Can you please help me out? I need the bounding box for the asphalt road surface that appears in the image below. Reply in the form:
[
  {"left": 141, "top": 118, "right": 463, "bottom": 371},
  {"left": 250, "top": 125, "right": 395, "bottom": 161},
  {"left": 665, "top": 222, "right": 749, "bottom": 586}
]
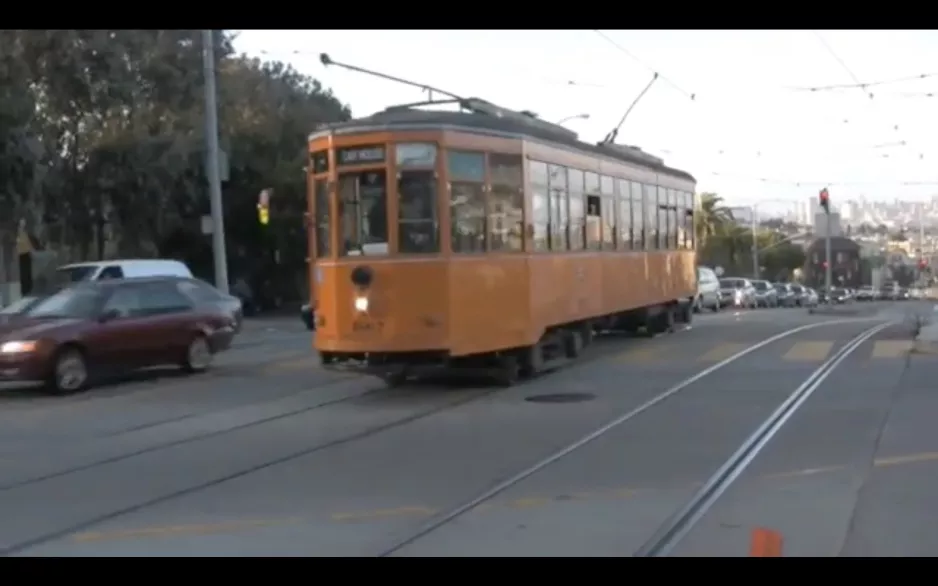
[{"left": 1, "top": 302, "right": 937, "bottom": 556}]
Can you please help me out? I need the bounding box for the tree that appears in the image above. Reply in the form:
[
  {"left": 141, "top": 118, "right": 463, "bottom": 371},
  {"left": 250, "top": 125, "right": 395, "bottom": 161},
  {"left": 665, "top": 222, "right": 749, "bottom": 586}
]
[
  {"left": 695, "top": 192, "right": 734, "bottom": 248},
  {"left": 0, "top": 29, "right": 350, "bottom": 305}
]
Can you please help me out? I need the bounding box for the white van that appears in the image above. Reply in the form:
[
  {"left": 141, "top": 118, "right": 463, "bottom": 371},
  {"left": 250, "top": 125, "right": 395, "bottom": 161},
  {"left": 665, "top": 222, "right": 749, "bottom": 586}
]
[{"left": 56, "top": 259, "right": 193, "bottom": 283}]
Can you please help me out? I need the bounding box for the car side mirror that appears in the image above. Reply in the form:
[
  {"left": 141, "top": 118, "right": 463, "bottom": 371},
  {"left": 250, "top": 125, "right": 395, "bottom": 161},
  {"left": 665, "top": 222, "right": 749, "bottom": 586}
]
[{"left": 98, "top": 308, "right": 120, "bottom": 323}]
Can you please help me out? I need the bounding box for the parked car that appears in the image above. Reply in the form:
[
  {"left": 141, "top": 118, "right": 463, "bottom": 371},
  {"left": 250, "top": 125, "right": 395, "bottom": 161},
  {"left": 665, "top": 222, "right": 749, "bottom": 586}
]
[
  {"left": 695, "top": 266, "right": 722, "bottom": 313},
  {"left": 829, "top": 287, "right": 851, "bottom": 304},
  {"left": 751, "top": 280, "right": 778, "bottom": 308},
  {"left": 804, "top": 288, "right": 819, "bottom": 307},
  {"left": 719, "top": 277, "right": 757, "bottom": 309},
  {"left": 898, "top": 287, "right": 911, "bottom": 300},
  {"left": 788, "top": 284, "right": 808, "bottom": 307},
  {"left": 56, "top": 259, "right": 193, "bottom": 284},
  {"left": 773, "top": 283, "right": 797, "bottom": 307},
  {"left": 855, "top": 286, "right": 877, "bottom": 301},
  {"left": 0, "top": 277, "right": 238, "bottom": 394}
]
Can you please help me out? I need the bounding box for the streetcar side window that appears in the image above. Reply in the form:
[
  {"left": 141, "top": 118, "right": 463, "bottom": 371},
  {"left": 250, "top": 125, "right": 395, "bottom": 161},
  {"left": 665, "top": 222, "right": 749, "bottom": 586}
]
[
  {"left": 488, "top": 153, "right": 524, "bottom": 252},
  {"left": 600, "top": 175, "right": 615, "bottom": 250},
  {"left": 585, "top": 172, "right": 601, "bottom": 250},
  {"left": 617, "top": 179, "right": 631, "bottom": 251},
  {"left": 668, "top": 189, "right": 680, "bottom": 250},
  {"left": 548, "top": 165, "right": 568, "bottom": 251},
  {"left": 656, "top": 186, "right": 668, "bottom": 250},
  {"left": 397, "top": 143, "right": 439, "bottom": 254},
  {"left": 314, "top": 179, "right": 330, "bottom": 258},
  {"left": 448, "top": 150, "right": 487, "bottom": 253},
  {"left": 643, "top": 183, "right": 657, "bottom": 250},
  {"left": 529, "top": 161, "right": 550, "bottom": 252},
  {"left": 567, "top": 168, "right": 585, "bottom": 251},
  {"left": 338, "top": 170, "right": 388, "bottom": 256},
  {"left": 684, "top": 191, "right": 696, "bottom": 250},
  {"left": 630, "top": 181, "right": 645, "bottom": 250}
]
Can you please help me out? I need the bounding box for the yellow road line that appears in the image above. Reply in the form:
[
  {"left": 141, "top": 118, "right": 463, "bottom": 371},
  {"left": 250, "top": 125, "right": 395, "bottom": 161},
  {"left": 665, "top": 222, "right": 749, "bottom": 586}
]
[
  {"left": 616, "top": 344, "right": 670, "bottom": 363},
  {"left": 262, "top": 356, "right": 319, "bottom": 374},
  {"left": 698, "top": 343, "right": 748, "bottom": 363},
  {"left": 69, "top": 451, "right": 938, "bottom": 545},
  {"left": 783, "top": 341, "right": 834, "bottom": 362},
  {"left": 72, "top": 517, "right": 302, "bottom": 543},
  {"left": 870, "top": 340, "right": 913, "bottom": 359}
]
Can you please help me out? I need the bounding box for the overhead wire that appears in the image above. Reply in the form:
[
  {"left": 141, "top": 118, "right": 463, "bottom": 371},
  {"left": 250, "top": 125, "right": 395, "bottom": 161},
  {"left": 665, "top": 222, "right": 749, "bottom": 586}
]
[
  {"left": 591, "top": 30, "right": 696, "bottom": 101},
  {"left": 787, "top": 71, "right": 938, "bottom": 93},
  {"left": 251, "top": 36, "right": 937, "bottom": 193}
]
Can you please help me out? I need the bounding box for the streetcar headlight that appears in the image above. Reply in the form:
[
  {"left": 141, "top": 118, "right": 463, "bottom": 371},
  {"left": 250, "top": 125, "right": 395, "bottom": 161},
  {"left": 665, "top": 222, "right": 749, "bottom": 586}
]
[{"left": 354, "top": 296, "right": 369, "bottom": 312}]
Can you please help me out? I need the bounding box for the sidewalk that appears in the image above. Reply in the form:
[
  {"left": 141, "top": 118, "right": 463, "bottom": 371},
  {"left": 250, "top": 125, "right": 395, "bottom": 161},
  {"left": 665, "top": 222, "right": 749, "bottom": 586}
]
[{"left": 839, "top": 351, "right": 938, "bottom": 556}]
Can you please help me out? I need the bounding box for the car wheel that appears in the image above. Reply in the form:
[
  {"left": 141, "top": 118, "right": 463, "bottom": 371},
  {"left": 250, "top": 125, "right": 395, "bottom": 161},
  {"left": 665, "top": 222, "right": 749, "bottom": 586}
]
[
  {"left": 182, "top": 335, "right": 213, "bottom": 373},
  {"left": 47, "top": 346, "right": 89, "bottom": 395}
]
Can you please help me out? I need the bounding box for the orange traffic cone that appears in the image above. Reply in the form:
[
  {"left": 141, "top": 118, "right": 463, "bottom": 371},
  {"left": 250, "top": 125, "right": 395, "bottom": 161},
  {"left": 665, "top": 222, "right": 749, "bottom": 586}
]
[{"left": 749, "top": 527, "right": 783, "bottom": 557}]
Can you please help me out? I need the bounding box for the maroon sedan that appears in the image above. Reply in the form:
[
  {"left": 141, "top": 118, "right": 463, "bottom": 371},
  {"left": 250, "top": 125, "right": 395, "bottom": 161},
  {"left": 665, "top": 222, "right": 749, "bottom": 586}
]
[{"left": 0, "top": 277, "right": 238, "bottom": 394}]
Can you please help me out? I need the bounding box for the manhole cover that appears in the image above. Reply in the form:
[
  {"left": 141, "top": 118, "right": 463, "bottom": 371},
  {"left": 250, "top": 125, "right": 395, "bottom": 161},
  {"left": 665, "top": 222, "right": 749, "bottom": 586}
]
[{"left": 525, "top": 392, "right": 595, "bottom": 404}]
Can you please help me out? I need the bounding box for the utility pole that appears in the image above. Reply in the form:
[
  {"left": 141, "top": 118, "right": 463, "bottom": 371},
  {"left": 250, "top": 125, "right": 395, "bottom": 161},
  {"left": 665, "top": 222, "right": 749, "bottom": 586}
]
[
  {"left": 202, "top": 29, "right": 229, "bottom": 294},
  {"left": 751, "top": 206, "right": 759, "bottom": 279}
]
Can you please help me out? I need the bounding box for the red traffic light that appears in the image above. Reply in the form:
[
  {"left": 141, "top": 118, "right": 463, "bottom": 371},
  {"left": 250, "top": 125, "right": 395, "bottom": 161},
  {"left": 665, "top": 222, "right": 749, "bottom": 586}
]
[
  {"left": 821, "top": 260, "right": 829, "bottom": 269},
  {"left": 919, "top": 258, "right": 928, "bottom": 269}
]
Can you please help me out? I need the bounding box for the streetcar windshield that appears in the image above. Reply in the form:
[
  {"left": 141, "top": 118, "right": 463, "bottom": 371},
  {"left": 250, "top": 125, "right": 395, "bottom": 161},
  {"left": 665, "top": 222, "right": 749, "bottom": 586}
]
[{"left": 338, "top": 170, "right": 389, "bottom": 256}]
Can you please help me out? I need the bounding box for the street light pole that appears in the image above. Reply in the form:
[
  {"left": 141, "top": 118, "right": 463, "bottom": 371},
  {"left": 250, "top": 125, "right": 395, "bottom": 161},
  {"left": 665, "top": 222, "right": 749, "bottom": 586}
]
[
  {"left": 824, "top": 209, "right": 832, "bottom": 303},
  {"left": 751, "top": 206, "right": 759, "bottom": 279},
  {"left": 202, "top": 29, "right": 229, "bottom": 294}
]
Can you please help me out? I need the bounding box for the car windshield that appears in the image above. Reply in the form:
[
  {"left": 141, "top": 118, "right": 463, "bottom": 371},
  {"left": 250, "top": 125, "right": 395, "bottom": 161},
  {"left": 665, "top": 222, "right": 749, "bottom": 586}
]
[
  {"left": 719, "top": 279, "right": 739, "bottom": 288},
  {"left": 25, "top": 287, "right": 101, "bottom": 319},
  {"left": 752, "top": 281, "right": 768, "bottom": 291},
  {"left": 0, "top": 296, "right": 41, "bottom": 315},
  {"left": 774, "top": 284, "right": 787, "bottom": 291},
  {"left": 55, "top": 265, "right": 98, "bottom": 284}
]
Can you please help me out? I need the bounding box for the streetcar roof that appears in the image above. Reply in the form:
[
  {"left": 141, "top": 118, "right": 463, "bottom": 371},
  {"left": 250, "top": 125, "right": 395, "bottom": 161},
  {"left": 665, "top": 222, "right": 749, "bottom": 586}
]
[{"left": 310, "top": 106, "right": 695, "bottom": 183}]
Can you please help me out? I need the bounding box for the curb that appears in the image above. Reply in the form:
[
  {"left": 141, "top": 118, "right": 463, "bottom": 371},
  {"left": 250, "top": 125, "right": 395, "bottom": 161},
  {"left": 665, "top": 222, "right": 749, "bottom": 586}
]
[{"left": 912, "top": 340, "right": 938, "bottom": 355}]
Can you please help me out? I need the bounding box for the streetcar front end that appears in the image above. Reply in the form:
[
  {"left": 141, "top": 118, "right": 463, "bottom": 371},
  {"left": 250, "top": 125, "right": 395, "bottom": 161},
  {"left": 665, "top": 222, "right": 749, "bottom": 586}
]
[{"left": 309, "top": 131, "right": 459, "bottom": 380}]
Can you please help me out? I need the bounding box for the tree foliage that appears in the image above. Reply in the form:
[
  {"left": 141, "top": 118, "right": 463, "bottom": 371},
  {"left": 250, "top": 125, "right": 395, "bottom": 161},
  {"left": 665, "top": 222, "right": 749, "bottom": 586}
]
[
  {"left": 695, "top": 192, "right": 806, "bottom": 281},
  {"left": 0, "top": 30, "right": 350, "bottom": 302}
]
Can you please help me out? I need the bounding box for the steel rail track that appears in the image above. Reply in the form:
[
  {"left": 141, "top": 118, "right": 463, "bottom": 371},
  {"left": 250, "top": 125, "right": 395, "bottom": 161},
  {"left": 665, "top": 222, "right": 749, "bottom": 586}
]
[{"left": 373, "top": 317, "right": 886, "bottom": 557}]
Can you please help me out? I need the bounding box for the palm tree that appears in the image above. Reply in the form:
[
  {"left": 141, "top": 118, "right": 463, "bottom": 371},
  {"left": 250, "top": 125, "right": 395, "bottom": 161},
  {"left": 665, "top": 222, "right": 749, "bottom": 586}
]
[{"left": 695, "top": 192, "right": 734, "bottom": 248}]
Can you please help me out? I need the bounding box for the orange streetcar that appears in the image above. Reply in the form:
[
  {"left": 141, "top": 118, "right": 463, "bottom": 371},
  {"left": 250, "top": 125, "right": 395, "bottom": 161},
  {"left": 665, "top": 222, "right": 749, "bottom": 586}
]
[{"left": 308, "top": 58, "right": 697, "bottom": 386}]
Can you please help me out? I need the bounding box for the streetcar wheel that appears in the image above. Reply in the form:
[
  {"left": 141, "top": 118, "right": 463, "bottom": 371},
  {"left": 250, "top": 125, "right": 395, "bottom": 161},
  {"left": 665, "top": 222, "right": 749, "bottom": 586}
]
[
  {"left": 564, "top": 329, "right": 585, "bottom": 358},
  {"left": 381, "top": 371, "right": 408, "bottom": 388},
  {"left": 494, "top": 355, "right": 521, "bottom": 387},
  {"left": 680, "top": 302, "right": 693, "bottom": 324},
  {"left": 520, "top": 341, "right": 544, "bottom": 378}
]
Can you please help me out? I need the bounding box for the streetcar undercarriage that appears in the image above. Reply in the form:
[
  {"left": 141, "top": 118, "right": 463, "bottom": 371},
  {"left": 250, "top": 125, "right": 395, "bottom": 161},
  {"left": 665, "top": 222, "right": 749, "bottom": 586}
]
[{"left": 320, "top": 298, "right": 695, "bottom": 387}]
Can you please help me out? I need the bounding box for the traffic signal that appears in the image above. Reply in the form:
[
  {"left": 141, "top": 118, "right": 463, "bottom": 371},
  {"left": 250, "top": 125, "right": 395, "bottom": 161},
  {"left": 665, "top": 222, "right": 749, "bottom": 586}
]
[
  {"left": 819, "top": 188, "right": 830, "bottom": 213},
  {"left": 257, "top": 188, "right": 271, "bottom": 225},
  {"left": 822, "top": 260, "right": 829, "bottom": 270},
  {"left": 919, "top": 258, "right": 928, "bottom": 270}
]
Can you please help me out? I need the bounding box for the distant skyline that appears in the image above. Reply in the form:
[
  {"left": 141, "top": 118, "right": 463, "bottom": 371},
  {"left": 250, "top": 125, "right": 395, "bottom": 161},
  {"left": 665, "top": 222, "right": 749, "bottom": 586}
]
[{"left": 233, "top": 30, "right": 938, "bottom": 206}]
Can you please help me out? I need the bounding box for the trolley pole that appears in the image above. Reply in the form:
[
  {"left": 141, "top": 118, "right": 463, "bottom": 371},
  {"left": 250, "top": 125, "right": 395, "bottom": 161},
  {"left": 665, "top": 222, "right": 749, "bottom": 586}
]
[{"left": 202, "top": 29, "right": 230, "bottom": 294}]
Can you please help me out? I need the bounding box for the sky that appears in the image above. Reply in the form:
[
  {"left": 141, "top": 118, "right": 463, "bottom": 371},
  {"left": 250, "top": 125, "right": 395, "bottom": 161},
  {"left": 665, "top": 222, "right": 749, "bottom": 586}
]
[{"left": 233, "top": 30, "right": 938, "bottom": 215}]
